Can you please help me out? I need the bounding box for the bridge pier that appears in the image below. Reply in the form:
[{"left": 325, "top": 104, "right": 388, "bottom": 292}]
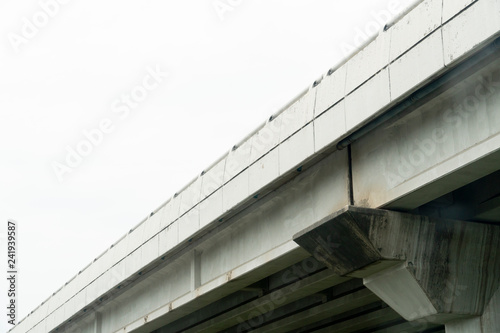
[{"left": 294, "top": 206, "right": 500, "bottom": 332}]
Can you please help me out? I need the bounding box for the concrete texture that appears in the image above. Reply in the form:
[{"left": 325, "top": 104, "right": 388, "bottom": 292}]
[
  {"left": 293, "top": 206, "right": 500, "bottom": 325},
  {"left": 12, "top": 0, "right": 500, "bottom": 332},
  {"left": 443, "top": 0, "right": 500, "bottom": 66},
  {"left": 352, "top": 56, "right": 500, "bottom": 209},
  {"left": 389, "top": 29, "right": 445, "bottom": 101},
  {"left": 313, "top": 100, "right": 346, "bottom": 153},
  {"left": 345, "top": 68, "right": 391, "bottom": 132},
  {"left": 314, "top": 64, "right": 346, "bottom": 117},
  {"left": 389, "top": 0, "right": 442, "bottom": 62}
]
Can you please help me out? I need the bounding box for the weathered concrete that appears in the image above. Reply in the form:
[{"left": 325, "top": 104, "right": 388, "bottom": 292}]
[
  {"left": 11, "top": 0, "right": 500, "bottom": 332},
  {"left": 352, "top": 54, "right": 500, "bottom": 209},
  {"left": 294, "top": 206, "right": 500, "bottom": 325}
]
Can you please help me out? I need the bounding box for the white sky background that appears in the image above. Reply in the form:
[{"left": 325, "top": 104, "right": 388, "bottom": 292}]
[{"left": 0, "top": 0, "right": 413, "bottom": 330}]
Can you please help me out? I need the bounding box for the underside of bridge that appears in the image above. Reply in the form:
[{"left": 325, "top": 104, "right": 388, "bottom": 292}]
[
  {"left": 13, "top": 1, "right": 500, "bottom": 333},
  {"left": 149, "top": 168, "right": 500, "bottom": 333},
  {"left": 153, "top": 258, "right": 443, "bottom": 333}
]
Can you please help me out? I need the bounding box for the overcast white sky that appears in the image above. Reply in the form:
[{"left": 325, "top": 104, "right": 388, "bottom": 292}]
[{"left": 0, "top": 0, "right": 413, "bottom": 330}]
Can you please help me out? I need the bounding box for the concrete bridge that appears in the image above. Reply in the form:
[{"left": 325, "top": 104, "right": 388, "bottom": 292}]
[{"left": 13, "top": 0, "right": 500, "bottom": 332}]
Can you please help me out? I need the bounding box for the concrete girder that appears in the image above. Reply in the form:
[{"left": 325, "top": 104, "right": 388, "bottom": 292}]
[
  {"left": 293, "top": 206, "right": 500, "bottom": 326},
  {"left": 312, "top": 307, "right": 401, "bottom": 333},
  {"left": 181, "top": 269, "right": 347, "bottom": 333},
  {"left": 250, "top": 288, "right": 379, "bottom": 333}
]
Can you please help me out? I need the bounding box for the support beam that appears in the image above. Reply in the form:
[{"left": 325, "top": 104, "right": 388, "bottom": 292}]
[
  {"left": 182, "top": 269, "right": 347, "bottom": 333},
  {"left": 313, "top": 307, "right": 401, "bottom": 333},
  {"left": 251, "top": 288, "right": 379, "bottom": 333},
  {"left": 293, "top": 206, "right": 500, "bottom": 326}
]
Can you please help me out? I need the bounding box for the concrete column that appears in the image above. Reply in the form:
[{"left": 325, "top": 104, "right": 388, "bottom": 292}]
[{"left": 293, "top": 206, "right": 500, "bottom": 329}]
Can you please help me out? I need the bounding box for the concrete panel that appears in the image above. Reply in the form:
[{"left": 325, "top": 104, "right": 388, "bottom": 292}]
[
  {"left": 314, "top": 100, "right": 346, "bottom": 152},
  {"left": 248, "top": 148, "right": 279, "bottom": 195},
  {"left": 34, "top": 316, "right": 46, "bottom": 332},
  {"left": 73, "top": 290, "right": 87, "bottom": 315},
  {"left": 127, "top": 222, "right": 146, "bottom": 254},
  {"left": 10, "top": 319, "right": 27, "bottom": 333},
  {"left": 37, "top": 319, "right": 48, "bottom": 333},
  {"left": 443, "top": 0, "right": 500, "bottom": 66},
  {"left": 390, "top": 30, "right": 445, "bottom": 102},
  {"left": 442, "top": 0, "right": 476, "bottom": 23},
  {"left": 88, "top": 253, "right": 108, "bottom": 287},
  {"left": 63, "top": 291, "right": 86, "bottom": 322},
  {"left": 389, "top": 0, "right": 443, "bottom": 62},
  {"left": 345, "top": 30, "right": 391, "bottom": 95},
  {"left": 45, "top": 312, "right": 55, "bottom": 333},
  {"left": 166, "top": 193, "right": 182, "bottom": 223},
  {"left": 278, "top": 89, "right": 316, "bottom": 142},
  {"left": 46, "top": 288, "right": 62, "bottom": 314},
  {"left": 62, "top": 289, "right": 83, "bottom": 319},
  {"left": 17, "top": 320, "right": 30, "bottom": 333},
  {"left": 314, "top": 64, "right": 347, "bottom": 117},
  {"left": 83, "top": 281, "right": 98, "bottom": 317},
  {"left": 23, "top": 318, "right": 39, "bottom": 333},
  {"left": 141, "top": 234, "right": 159, "bottom": 264},
  {"left": 446, "top": 318, "right": 482, "bottom": 333},
  {"left": 201, "top": 150, "right": 348, "bottom": 284},
  {"left": 30, "top": 302, "right": 48, "bottom": 329},
  {"left": 126, "top": 245, "right": 144, "bottom": 277},
  {"left": 345, "top": 68, "right": 391, "bottom": 133},
  {"left": 249, "top": 117, "right": 282, "bottom": 164},
  {"left": 200, "top": 157, "right": 226, "bottom": 199},
  {"left": 70, "top": 265, "right": 90, "bottom": 297},
  {"left": 158, "top": 219, "right": 179, "bottom": 255},
  {"left": 52, "top": 306, "right": 65, "bottom": 331},
  {"left": 99, "top": 253, "right": 192, "bottom": 333},
  {"left": 199, "top": 189, "right": 223, "bottom": 229},
  {"left": 222, "top": 168, "right": 250, "bottom": 213},
  {"left": 96, "top": 269, "right": 117, "bottom": 299},
  {"left": 279, "top": 123, "right": 315, "bottom": 175},
  {"left": 92, "top": 251, "right": 112, "bottom": 283},
  {"left": 178, "top": 208, "right": 200, "bottom": 242},
  {"left": 158, "top": 198, "right": 173, "bottom": 230},
  {"left": 178, "top": 176, "right": 202, "bottom": 216},
  {"left": 54, "top": 285, "right": 71, "bottom": 314},
  {"left": 107, "top": 233, "right": 129, "bottom": 269},
  {"left": 224, "top": 141, "right": 252, "bottom": 182},
  {"left": 145, "top": 207, "right": 164, "bottom": 240},
  {"left": 352, "top": 59, "right": 500, "bottom": 208}
]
